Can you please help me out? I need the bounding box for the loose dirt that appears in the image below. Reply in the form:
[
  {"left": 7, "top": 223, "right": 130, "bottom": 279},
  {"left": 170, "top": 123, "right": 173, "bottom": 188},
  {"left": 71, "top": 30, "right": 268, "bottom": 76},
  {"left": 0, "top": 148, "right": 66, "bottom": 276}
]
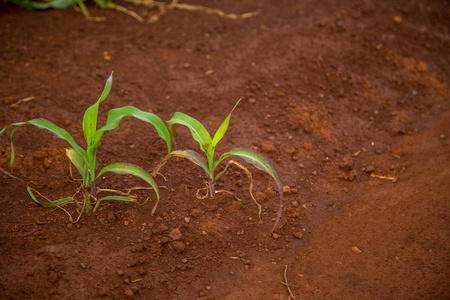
[{"left": 1, "top": 1, "right": 449, "bottom": 299}]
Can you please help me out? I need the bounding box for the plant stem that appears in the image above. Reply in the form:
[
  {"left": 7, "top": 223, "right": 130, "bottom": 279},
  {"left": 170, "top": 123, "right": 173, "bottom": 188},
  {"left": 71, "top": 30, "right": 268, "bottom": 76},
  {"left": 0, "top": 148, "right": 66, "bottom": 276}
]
[{"left": 83, "top": 185, "right": 92, "bottom": 213}]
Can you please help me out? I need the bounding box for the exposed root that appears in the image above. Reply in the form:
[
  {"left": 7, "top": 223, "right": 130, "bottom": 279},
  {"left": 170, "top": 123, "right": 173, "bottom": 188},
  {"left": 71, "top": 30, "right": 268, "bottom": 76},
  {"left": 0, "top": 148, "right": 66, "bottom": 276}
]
[
  {"left": 281, "top": 265, "right": 296, "bottom": 299},
  {"left": 215, "top": 160, "right": 262, "bottom": 220},
  {"left": 73, "top": 2, "right": 106, "bottom": 21},
  {"left": 120, "top": 0, "right": 260, "bottom": 23}
]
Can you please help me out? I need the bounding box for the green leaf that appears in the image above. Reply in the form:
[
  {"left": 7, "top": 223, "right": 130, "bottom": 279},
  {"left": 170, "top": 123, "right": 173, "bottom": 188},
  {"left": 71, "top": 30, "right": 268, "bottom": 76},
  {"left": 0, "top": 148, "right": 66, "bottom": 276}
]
[
  {"left": 99, "top": 195, "right": 133, "bottom": 202},
  {"left": 216, "top": 148, "right": 283, "bottom": 231},
  {"left": 66, "top": 148, "right": 88, "bottom": 183},
  {"left": 10, "top": 0, "right": 84, "bottom": 10},
  {"left": 4, "top": 119, "right": 86, "bottom": 169},
  {"left": 211, "top": 98, "right": 242, "bottom": 147},
  {"left": 169, "top": 150, "right": 210, "bottom": 177},
  {"left": 83, "top": 72, "right": 113, "bottom": 148},
  {"left": 27, "top": 187, "right": 73, "bottom": 207},
  {"left": 96, "top": 106, "right": 172, "bottom": 154},
  {"left": 96, "top": 163, "right": 160, "bottom": 213},
  {"left": 167, "top": 112, "right": 212, "bottom": 152}
]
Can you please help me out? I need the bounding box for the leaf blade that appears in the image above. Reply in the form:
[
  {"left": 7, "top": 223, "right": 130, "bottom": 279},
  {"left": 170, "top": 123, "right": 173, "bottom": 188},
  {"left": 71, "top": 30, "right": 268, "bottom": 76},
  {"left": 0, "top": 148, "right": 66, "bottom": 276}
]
[
  {"left": 211, "top": 98, "right": 242, "bottom": 147},
  {"left": 83, "top": 72, "right": 113, "bottom": 147},
  {"left": 96, "top": 106, "right": 171, "bottom": 154},
  {"left": 167, "top": 112, "right": 211, "bottom": 152},
  {"left": 96, "top": 162, "right": 159, "bottom": 213}
]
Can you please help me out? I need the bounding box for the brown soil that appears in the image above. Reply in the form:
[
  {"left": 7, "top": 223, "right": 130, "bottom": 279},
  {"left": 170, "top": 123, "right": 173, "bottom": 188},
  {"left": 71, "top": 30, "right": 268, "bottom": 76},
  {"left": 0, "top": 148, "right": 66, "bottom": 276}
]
[{"left": 1, "top": 1, "right": 449, "bottom": 299}]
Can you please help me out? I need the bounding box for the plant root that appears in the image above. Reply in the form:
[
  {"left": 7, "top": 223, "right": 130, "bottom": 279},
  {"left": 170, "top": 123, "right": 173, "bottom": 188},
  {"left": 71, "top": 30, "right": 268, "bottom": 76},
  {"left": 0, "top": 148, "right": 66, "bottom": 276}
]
[
  {"left": 215, "top": 160, "right": 262, "bottom": 220},
  {"left": 281, "top": 264, "right": 296, "bottom": 299},
  {"left": 121, "top": 0, "right": 260, "bottom": 23}
]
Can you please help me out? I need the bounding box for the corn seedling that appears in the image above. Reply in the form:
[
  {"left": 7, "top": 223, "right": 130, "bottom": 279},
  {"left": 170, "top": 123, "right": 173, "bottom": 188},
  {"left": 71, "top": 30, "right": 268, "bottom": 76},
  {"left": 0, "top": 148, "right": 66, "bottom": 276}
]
[
  {"left": 0, "top": 72, "right": 172, "bottom": 222},
  {"left": 153, "top": 99, "right": 283, "bottom": 231}
]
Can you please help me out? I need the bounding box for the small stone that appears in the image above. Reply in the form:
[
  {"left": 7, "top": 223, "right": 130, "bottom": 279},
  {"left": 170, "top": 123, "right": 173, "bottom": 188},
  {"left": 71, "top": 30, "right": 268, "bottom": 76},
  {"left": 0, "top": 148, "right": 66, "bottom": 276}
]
[
  {"left": 261, "top": 140, "right": 276, "bottom": 152},
  {"left": 294, "top": 232, "right": 303, "bottom": 239},
  {"left": 184, "top": 217, "right": 190, "bottom": 223},
  {"left": 303, "top": 143, "right": 313, "bottom": 151},
  {"left": 183, "top": 63, "right": 191, "bottom": 69},
  {"left": 291, "top": 188, "right": 298, "bottom": 194},
  {"left": 312, "top": 171, "right": 317, "bottom": 176},
  {"left": 80, "top": 263, "right": 86, "bottom": 269},
  {"left": 123, "top": 221, "right": 129, "bottom": 226},
  {"left": 169, "top": 228, "right": 182, "bottom": 240},
  {"left": 205, "top": 285, "right": 211, "bottom": 291},
  {"left": 282, "top": 186, "right": 291, "bottom": 194},
  {"left": 44, "top": 158, "right": 52, "bottom": 169},
  {"left": 254, "top": 191, "right": 267, "bottom": 203},
  {"left": 351, "top": 246, "right": 362, "bottom": 254},
  {"left": 338, "top": 155, "right": 353, "bottom": 171},
  {"left": 201, "top": 231, "right": 207, "bottom": 236},
  {"left": 439, "top": 134, "right": 446, "bottom": 140},
  {"left": 138, "top": 267, "right": 147, "bottom": 275},
  {"left": 116, "top": 269, "right": 124, "bottom": 276},
  {"left": 97, "top": 287, "right": 108, "bottom": 297},
  {"left": 124, "top": 289, "right": 134, "bottom": 297},
  {"left": 248, "top": 98, "right": 256, "bottom": 103},
  {"left": 393, "top": 16, "right": 402, "bottom": 23},
  {"left": 191, "top": 208, "right": 202, "bottom": 218},
  {"left": 364, "top": 165, "right": 375, "bottom": 173},
  {"left": 272, "top": 233, "right": 279, "bottom": 239},
  {"left": 33, "top": 151, "right": 47, "bottom": 160},
  {"left": 348, "top": 169, "right": 357, "bottom": 181}
]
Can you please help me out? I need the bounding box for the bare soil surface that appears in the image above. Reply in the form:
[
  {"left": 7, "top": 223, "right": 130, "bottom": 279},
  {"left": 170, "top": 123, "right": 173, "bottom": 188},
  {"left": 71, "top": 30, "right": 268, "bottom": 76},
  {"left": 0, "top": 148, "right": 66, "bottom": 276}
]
[{"left": 1, "top": 1, "right": 449, "bottom": 299}]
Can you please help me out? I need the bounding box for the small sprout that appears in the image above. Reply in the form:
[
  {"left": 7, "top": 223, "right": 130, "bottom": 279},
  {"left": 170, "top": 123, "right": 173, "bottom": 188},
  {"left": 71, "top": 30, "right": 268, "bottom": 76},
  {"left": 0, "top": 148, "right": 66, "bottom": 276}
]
[
  {"left": 154, "top": 99, "right": 283, "bottom": 231},
  {"left": 1, "top": 72, "right": 171, "bottom": 222}
]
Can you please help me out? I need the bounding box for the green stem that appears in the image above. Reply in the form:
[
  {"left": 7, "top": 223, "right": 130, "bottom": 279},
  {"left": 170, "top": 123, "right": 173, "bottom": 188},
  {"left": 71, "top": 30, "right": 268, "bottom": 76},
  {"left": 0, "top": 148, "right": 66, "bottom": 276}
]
[{"left": 83, "top": 187, "right": 92, "bottom": 213}]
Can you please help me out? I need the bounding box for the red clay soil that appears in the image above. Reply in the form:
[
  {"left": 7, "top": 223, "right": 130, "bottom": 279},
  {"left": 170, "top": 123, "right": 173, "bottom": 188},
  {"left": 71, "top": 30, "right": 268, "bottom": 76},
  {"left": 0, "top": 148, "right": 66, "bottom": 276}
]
[{"left": 0, "top": 1, "right": 449, "bottom": 299}]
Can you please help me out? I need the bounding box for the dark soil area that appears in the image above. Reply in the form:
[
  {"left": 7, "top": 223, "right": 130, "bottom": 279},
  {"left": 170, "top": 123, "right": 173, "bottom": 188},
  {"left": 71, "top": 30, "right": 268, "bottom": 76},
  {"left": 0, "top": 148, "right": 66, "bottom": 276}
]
[{"left": 1, "top": 1, "right": 449, "bottom": 299}]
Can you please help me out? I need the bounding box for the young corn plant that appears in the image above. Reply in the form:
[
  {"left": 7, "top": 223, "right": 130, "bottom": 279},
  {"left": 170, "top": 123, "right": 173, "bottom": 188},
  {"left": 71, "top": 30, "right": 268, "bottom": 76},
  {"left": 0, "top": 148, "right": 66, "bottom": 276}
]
[
  {"left": 154, "top": 99, "right": 283, "bottom": 231},
  {"left": 0, "top": 72, "right": 171, "bottom": 222}
]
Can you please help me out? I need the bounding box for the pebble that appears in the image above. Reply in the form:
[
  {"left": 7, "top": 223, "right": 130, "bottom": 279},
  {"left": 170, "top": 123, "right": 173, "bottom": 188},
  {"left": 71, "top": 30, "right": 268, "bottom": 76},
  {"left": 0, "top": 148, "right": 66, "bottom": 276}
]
[
  {"left": 364, "top": 165, "right": 375, "bottom": 173},
  {"left": 254, "top": 191, "right": 267, "bottom": 203},
  {"left": 201, "top": 231, "right": 207, "bottom": 236},
  {"left": 191, "top": 208, "right": 202, "bottom": 218},
  {"left": 282, "top": 186, "right": 291, "bottom": 194},
  {"left": 272, "top": 233, "right": 279, "bottom": 239},
  {"left": 261, "top": 140, "right": 276, "bottom": 152},
  {"left": 294, "top": 232, "right": 303, "bottom": 239},
  {"left": 116, "top": 269, "right": 124, "bottom": 276},
  {"left": 123, "top": 221, "right": 129, "bottom": 226},
  {"left": 351, "top": 246, "right": 362, "bottom": 254},
  {"left": 439, "top": 134, "right": 446, "bottom": 140},
  {"left": 124, "top": 289, "right": 134, "bottom": 297},
  {"left": 169, "top": 228, "right": 182, "bottom": 240}
]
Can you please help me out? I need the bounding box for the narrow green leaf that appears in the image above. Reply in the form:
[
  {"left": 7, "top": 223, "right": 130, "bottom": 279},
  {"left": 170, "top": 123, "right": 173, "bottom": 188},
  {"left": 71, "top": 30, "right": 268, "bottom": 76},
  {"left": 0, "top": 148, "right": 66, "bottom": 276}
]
[
  {"left": 99, "top": 195, "right": 133, "bottom": 202},
  {"left": 66, "top": 148, "right": 87, "bottom": 181},
  {"left": 27, "top": 187, "right": 73, "bottom": 207},
  {"left": 167, "top": 112, "right": 211, "bottom": 152},
  {"left": 211, "top": 98, "right": 242, "bottom": 147},
  {"left": 97, "top": 162, "right": 160, "bottom": 215},
  {"left": 97, "top": 161, "right": 159, "bottom": 198},
  {"left": 96, "top": 106, "right": 171, "bottom": 154},
  {"left": 216, "top": 148, "right": 283, "bottom": 231},
  {"left": 169, "top": 150, "right": 210, "bottom": 177},
  {"left": 10, "top": 0, "right": 84, "bottom": 10},
  {"left": 5, "top": 119, "right": 86, "bottom": 168},
  {"left": 83, "top": 72, "right": 113, "bottom": 147}
]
